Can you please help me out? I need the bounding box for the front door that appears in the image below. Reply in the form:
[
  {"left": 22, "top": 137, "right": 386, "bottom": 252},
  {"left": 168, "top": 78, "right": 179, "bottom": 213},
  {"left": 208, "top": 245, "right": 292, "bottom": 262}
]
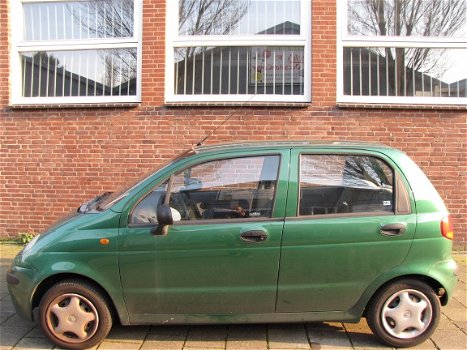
[
  {"left": 119, "top": 151, "right": 290, "bottom": 321},
  {"left": 276, "top": 150, "right": 416, "bottom": 312}
]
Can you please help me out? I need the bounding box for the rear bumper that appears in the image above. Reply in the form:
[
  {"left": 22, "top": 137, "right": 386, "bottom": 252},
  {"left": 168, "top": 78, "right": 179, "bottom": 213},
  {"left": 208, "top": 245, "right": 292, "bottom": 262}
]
[{"left": 428, "top": 258, "right": 458, "bottom": 304}]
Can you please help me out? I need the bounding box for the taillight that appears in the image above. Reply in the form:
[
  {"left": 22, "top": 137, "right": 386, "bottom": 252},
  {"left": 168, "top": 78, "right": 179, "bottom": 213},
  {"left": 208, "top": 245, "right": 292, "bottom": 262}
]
[{"left": 441, "top": 216, "right": 454, "bottom": 240}]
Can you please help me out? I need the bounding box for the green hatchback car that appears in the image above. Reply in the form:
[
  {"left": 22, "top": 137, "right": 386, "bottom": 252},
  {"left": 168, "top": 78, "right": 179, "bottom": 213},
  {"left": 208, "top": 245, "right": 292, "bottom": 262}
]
[{"left": 7, "top": 141, "right": 457, "bottom": 349}]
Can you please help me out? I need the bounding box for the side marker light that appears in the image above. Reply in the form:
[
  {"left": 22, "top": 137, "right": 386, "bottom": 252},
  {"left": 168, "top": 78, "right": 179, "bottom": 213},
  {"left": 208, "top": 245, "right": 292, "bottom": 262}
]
[{"left": 100, "top": 238, "right": 110, "bottom": 245}]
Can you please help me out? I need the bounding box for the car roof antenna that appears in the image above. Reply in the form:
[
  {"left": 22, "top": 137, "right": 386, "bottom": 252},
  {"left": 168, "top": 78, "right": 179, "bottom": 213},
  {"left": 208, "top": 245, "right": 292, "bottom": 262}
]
[
  {"left": 195, "top": 94, "right": 257, "bottom": 147},
  {"left": 195, "top": 113, "right": 235, "bottom": 147}
]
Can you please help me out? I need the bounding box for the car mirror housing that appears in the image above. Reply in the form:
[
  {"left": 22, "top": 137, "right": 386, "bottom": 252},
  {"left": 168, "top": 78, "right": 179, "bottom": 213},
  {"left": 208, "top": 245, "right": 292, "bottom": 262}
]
[{"left": 151, "top": 204, "right": 173, "bottom": 236}]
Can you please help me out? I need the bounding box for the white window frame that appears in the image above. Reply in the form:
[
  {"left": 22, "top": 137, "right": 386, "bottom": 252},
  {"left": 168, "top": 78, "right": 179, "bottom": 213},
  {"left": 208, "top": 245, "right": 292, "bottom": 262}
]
[
  {"left": 337, "top": 0, "right": 467, "bottom": 106},
  {"left": 10, "top": 0, "right": 143, "bottom": 106},
  {"left": 165, "top": 0, "right": 312, "bottom": 104}
]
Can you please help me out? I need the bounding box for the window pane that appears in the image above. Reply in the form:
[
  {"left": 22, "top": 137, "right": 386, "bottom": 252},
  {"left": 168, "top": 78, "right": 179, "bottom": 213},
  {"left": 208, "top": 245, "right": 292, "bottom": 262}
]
[
  {"left": 169, "top": 156, "right": 280, "bottom": 221},
  {"left": 343, "top": 47, "right": 467, "bottom": 97},
  {"left": 179, "top": 0, "right": 301, "bottom": 36},
  {"left": 299, "top": 155, "right": 394, "bottom": 215},
  {"left": 347, "top": 0, "right": 466, "bottom": 37},
  {"left": 174, "top": 46, "right": 305, "bottom": 95},
  {"left": 130, "top": 183, "right": 168, "bottom": 225},
  {"left": 23, "top": 0, "right": 134, "bottom": 41},
  {"left": 21, "top": 49, "right": 137, "bottom": 97}
]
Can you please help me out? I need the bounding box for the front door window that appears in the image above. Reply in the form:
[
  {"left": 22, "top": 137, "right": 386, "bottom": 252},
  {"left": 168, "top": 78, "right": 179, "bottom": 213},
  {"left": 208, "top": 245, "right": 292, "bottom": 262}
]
[
  {"left": 130, "top": 155, "right": 280, "bottom": 224},
  {"left": 169, "top": 155, "right": 280, "bottom": 221}
]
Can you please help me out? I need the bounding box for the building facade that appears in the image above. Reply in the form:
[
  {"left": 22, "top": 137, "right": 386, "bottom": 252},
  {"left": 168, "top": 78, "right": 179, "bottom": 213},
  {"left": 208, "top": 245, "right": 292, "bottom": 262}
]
[{"left": 1, "top": 0, "right": 466, "bottom": 245}]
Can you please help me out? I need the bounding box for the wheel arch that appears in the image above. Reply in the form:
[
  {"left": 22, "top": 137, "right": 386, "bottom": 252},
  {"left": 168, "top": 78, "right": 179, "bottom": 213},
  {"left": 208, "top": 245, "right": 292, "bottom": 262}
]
[
  {"left": 32, "top": 273, "right": 122, "bottom": 324},
  {"left": 363, "top": 274, "right": 447, "bottom": 317}
]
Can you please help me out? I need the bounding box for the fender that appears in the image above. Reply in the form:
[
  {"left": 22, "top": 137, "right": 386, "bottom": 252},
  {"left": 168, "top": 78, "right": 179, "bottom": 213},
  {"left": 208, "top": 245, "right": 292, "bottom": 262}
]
[{"left": 348, "top": 255, "right": 457, "bottom": 317}]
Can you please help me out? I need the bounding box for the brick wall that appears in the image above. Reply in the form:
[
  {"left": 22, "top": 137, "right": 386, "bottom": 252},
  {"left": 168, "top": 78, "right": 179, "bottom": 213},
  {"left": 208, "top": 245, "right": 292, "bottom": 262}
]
[{"left": 1, "top": 1, "right": 466, "bottom": 246}]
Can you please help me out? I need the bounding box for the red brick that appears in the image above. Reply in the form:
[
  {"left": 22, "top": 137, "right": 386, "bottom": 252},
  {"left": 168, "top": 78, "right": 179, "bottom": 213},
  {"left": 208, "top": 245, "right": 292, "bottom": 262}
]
[{"left": 0, "top": 0, "right": 466, "bottom": 246}]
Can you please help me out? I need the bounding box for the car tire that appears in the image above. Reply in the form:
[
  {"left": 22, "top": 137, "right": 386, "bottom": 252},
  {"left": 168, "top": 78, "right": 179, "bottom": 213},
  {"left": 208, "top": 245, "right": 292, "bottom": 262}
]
[
  {"left": 366, "top": 279, "right": 440, "bottom": 348},
  {"left": 38, "top": 279, "right": 112, "bottom": 350}
]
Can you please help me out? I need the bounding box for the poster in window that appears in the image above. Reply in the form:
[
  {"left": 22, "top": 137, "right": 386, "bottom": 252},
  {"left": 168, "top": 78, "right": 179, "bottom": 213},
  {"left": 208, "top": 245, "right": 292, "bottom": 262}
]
[{"left": 250, "top": 48, "right": 304, "bottom": 85}]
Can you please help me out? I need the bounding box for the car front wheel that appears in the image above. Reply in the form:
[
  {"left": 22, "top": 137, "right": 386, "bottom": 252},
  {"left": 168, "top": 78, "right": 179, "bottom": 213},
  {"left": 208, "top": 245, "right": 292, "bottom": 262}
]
[
  {"left": 39, "top": 279, "right": 112, "bottom": 350},
  {"left": 366, "top": 279, "right": 441, "bottom": 348}
]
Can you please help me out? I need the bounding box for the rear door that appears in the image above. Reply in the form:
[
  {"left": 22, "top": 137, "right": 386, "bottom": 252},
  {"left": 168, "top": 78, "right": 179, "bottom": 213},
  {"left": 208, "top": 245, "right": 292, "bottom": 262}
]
[{"left": 277, "top": 149, "right": 416, "bottom": 312}]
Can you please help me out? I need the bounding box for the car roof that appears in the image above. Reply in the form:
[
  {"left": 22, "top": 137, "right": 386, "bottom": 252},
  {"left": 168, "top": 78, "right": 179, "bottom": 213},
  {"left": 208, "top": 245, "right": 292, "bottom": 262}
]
[{"left": 195, "top": 140, "right": 395, "bottom": 154}]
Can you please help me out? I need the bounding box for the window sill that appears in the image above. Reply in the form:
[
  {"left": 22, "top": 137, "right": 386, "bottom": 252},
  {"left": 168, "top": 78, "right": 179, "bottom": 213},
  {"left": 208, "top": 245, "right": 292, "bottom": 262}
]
[
  {"left": 164, "top": 101, "right": 310, "bottom": 108},
  {"left": 9, "top": 102, "right": 141, "bottom": 110},
  {"left": 337, "top": 102, "right": 467, "bottom": 111}
]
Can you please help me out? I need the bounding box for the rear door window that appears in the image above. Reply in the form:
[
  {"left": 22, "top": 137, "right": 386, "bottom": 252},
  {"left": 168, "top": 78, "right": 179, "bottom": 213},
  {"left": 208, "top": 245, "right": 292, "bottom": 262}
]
[{"left": 299, "top": 155, "right": 394, "bottom": 216}]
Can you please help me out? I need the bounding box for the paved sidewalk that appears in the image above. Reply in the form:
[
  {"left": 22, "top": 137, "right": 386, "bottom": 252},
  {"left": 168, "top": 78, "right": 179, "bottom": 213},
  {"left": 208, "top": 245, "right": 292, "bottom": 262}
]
[{"left": 1, "top": 244, "right": 465, "bottom": 350}]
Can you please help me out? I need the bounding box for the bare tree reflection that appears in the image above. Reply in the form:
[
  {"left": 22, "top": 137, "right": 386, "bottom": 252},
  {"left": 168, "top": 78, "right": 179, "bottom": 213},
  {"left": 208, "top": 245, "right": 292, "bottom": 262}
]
[
  {"left": 70, "top": 0, "right": 136, "bottom": 87},
  {"left": 348, "top": 0, "right": 466, "bottom": 95},
  {"left": 178, "top": 0, "right": 248, "bottom": 58},
  {"left": 72, "top": 0, "right": 248, "bottom": 85}
]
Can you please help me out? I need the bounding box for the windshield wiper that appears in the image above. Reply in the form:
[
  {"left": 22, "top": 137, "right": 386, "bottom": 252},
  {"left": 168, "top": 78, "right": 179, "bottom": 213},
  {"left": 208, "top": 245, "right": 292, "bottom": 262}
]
[{"left": 78, "top": 192, "right": 113, "bottom": 213}]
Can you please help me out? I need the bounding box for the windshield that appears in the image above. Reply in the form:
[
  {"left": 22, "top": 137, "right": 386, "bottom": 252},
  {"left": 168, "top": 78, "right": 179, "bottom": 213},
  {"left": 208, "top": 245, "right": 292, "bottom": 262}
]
[{"left": 97, "top": 148, "right": 197, "bottom": 210}]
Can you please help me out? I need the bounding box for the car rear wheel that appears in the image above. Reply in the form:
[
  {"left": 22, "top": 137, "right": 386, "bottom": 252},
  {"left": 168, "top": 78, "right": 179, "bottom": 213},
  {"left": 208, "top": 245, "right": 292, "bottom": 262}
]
[
  {"left": 366, "top": 279, "right": 440, "bottom": 348},
  {"left": 39, "top": 279, "right": 112, "bottom": 350}
]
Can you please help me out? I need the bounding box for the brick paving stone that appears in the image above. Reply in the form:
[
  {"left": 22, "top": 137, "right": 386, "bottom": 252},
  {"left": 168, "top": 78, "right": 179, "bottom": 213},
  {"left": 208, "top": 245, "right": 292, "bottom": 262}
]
[
  {"left": 305, "top": 322, "right": 344, "bottom": 331},
  {"left": 306, "top": 322, "right": 353, "bottom": 349},
  {"left": 97, "top": 340, "right": 142, "bottom": 350},
  {"left": 105, "top": 325, "right": 149, "bottom": 342},
  {"left": 0, "top": 301, "right": 16, "bottom": 314},
  {"left": 226, "top": 324, "right": 267, "bottom": 350},
  {"left": 1, "top": 316, "right": 35, "bottom": 329},
  {"left": 149, "top": 325, "right": 189, "bottom": 335},
  {"left": 453, "top": 282, "right": 467, "bottom": 306},
  {"left": 455, "top": 321, "right": 466, "bottom": 332},
  {"left": 140, "top": 334, "right": 184, "bottom": 350},
  {"left": 430, "top": 329, "right": 467, "bottom": 349},
  {"left": 181, "top": 348, "right": 224, "bottom": 350},
  {"left": 268, "top": 324, "right": 310, "bottom": 349},
  {"left": 0, "top": 294, "right": 11, "bottom": 302},
  {"left": 343, "top": 319, "right": 374, "bottom": 334},
  {"left": 437, "top": 313, "right": 459, "bottom": 330},
  {"left": 183, "top": 347, "right": 225, "bottom": 350},
  {"left": 23, "top": 326, "right": 47, "bottom": 339},
  {"left": 11, "top": 337, "right": 54, "bottom": 350},
  {"left": 0, "top": 312, "right": 15, "bottom": 325},
  {"left": 345, "top": 332, "right": 395, "bottom": 350},
  {"left": 0, "top": 327, "right": 32, "bottom": 349},
  {"left": 343, "top": 321, "right": 395, "bottom": 350},
  {"left": 184, "top": 325, "right": 227, "bottom": 348},
  {"left": 453, "top": 254, "right": 466, "bottom": 281},
  {"left": 307, "top": 328, "right": 352, "bottom": 350},
  {"left": 443, "top": 298, "right": 467, "bottom": 323},
  {"left": 400, "top": 339, "right": 437, "bottom": 350},
  {"left": 140, "top": 326, "right": 188, "bottom": 350}
]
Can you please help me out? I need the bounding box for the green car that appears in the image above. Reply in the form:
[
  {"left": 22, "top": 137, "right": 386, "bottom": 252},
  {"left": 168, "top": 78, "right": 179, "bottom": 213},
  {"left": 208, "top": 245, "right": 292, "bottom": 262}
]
[{"left": 7, "top": 141, "right": 457, "bottom": 349}]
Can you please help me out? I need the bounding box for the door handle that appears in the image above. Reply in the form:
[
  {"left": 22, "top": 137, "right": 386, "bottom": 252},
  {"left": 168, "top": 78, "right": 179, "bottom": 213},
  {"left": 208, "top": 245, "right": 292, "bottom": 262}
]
[
  {"left": 240, "top": 230, "right": 268, "bottom": 243},
  {"left": 380, "top": 223, "right": 406, "bottom": 236}
]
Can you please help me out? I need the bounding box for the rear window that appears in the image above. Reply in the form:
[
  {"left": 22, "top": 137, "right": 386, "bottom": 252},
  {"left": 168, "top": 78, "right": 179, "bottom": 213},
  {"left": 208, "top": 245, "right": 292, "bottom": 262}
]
[{"left": 299, "top": 155, "right": 394, "bottom": 216}]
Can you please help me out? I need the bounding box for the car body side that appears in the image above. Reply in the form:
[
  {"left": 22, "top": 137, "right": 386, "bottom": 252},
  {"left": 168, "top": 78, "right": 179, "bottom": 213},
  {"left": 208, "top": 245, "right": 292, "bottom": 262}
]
[{"left": 7, "top": 143, "right": 457, "bottom": 326}]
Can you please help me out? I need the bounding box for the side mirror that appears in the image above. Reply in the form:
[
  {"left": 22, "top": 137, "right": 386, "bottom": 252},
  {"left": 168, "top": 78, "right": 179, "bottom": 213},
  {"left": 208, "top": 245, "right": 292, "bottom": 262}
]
[{"left": 150, "top": 204, "right": 173, "bottom": 236}]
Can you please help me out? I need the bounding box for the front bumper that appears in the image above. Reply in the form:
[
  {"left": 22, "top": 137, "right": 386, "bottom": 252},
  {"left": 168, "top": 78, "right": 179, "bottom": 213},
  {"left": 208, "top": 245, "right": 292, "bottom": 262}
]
[{"left": 6, "top": 265, "right": 39, "bottom": 321}]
